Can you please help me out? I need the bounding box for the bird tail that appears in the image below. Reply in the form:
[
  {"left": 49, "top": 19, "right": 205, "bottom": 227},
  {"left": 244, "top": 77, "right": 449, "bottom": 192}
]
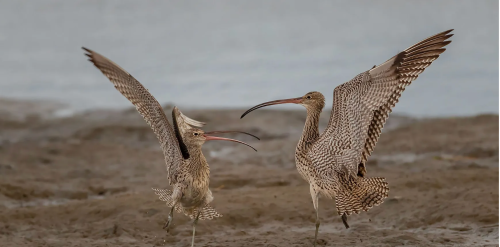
[
  {"left": 334, "top": 176, "right": 389, "bottom": 216},
  {"left": 152, "top": 188, "right": 222, "bottom": 220},
  {"left": 152, "top": 188, "right": 183, "bottom": 212},
  {"left": 189, "top": 204, "right": 223, "bottom": 220}
]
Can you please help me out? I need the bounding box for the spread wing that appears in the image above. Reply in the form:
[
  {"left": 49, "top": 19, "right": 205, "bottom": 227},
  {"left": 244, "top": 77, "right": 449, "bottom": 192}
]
[
  {"left": 310, "top": 30, "right": 453, "bottom": 176},
  {"left": 83, "top": 47, "right": 184, "bottom": 184}
]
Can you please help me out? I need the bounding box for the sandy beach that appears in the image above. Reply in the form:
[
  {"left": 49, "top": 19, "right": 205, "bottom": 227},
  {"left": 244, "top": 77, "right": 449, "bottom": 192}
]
[{"left": 0, "top": 101, "right": 497, "bottom": 246}]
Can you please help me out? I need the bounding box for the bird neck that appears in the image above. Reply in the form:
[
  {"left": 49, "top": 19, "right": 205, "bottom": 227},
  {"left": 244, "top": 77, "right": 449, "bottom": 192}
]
[
  {"left": 184, "top": 146, "right": 211, "bottom": 190},
  {"left": 186, "top": 146, "right": 209, "bottom": 170},
  {"left": 298, "top": 107, "right": 321, "bottom": 151}
]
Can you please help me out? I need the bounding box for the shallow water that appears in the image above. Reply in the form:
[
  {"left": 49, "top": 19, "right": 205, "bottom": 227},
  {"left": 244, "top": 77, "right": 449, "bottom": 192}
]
[{"left": 0, "top": 0, "right": 498, "bottom": 117}]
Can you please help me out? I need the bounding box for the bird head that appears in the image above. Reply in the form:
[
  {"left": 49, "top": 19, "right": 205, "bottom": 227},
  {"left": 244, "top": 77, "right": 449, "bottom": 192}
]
[{"left": 240, "top": 91, "right": 325, "bottom": 118}]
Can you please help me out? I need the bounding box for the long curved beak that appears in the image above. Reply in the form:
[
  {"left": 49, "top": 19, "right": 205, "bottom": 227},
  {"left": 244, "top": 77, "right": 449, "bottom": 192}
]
[
  {"left": 240, "top": 97, "right": 302, "bottom": 119},
  {"left": 204, "top": 131, "right": 260, "bottom": 140},
  {"left": 204, "top": 132, "right": 258, "bottom": 152}
]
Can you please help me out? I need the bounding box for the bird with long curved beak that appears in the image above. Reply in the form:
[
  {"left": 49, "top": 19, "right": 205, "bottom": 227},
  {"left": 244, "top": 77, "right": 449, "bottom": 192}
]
[
  {"left": 241, "top": 29, "right": 453, "bottom": 246},
  {"left": 82, "top": 47, "right": 259, "bottom": 247}
]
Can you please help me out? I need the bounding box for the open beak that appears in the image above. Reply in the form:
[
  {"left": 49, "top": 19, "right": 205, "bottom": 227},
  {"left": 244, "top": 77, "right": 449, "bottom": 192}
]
[
  {"left": 204, "top": 131, "right": 260, "bottom": 140},
  {"left": 204, "top": 131, "right": 259, "bottom": 152},
  {"left": 240, "top": 97, "right": 302, "bottom": 119}
]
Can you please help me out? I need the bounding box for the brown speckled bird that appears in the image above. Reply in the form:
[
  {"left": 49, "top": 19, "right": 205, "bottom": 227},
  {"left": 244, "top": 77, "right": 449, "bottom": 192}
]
[
  {"left": 241, "top": 30, "right": 453, "bottom": 246},
  {"left": 83, "top": 48, "right": 259, "bottom": 247}
]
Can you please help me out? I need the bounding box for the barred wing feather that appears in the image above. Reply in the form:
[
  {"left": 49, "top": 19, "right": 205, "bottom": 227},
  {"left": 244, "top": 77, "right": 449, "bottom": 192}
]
[
  {"left": 310, "top": 30, "right": 453, "bottom": 177},
  {"left": 83, "top": 48, "right": 184, "bottom": 184}
]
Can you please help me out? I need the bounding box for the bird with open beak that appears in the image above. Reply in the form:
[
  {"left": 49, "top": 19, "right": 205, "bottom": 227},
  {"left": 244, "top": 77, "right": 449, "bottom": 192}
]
[{"left": 83, "top": 47, "right": 259, "bottom": 247}]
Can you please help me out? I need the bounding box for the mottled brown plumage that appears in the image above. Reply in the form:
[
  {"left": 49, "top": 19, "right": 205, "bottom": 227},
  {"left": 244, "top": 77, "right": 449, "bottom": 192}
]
[
  {"left": 241, "top": 30, "right": 453, "bottom": 246},
  {"left": 83, "top": 48, "right": 259, "bottom": 246}
]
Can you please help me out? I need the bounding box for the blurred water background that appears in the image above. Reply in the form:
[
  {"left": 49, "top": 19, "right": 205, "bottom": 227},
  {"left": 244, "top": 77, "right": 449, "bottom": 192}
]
[{"left": 0, "top": 0, "right": 498, "bottom": 117}]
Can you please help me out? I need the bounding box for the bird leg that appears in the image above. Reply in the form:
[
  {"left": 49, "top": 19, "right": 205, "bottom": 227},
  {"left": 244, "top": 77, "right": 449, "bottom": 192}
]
[
  {"left": 163, "top": 203, "right": 177, "bottom": 232},
  {"left": 341, "top": 213, "right": 350, "bottom": 229},
  {"left": 191, "top": 210, "right": 201, "bottom": 247},
  {"left": 314, "top": 204, "right": 320, "bottom": 247},
  {"left": 310, "top": 186, "right": 320, "bottom": 247}
]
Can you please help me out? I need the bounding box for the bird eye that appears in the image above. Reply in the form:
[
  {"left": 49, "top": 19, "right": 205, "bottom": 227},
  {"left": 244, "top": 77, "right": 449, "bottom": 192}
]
[
  {"left": 193, "top": 133, "right": 199, "bottom": 136},
  {"left": 306, "top": 96, "right": 312, "bottom": 99}
]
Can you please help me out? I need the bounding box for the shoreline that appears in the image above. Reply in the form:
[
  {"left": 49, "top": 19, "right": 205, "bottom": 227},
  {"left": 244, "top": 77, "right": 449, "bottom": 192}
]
[{"left": 2, "top": 97, "right": 497, "bottom": 122}]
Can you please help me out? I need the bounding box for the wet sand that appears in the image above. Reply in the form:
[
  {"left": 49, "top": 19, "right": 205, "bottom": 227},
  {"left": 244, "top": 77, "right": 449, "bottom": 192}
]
[{"left": 0, "top": 102, "right": 498, "bottom": 246}]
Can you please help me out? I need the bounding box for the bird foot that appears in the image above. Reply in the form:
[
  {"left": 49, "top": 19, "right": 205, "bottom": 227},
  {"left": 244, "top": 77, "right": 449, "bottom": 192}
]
[
  {"left": 163, "top": 216, "right": 173, "bottom": 232},
  {"left": 315, "top": 239, "right": 327, "bottom": 246},
  {"left": 341, "top": 213, "right": 350, "bottom": 229}
]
